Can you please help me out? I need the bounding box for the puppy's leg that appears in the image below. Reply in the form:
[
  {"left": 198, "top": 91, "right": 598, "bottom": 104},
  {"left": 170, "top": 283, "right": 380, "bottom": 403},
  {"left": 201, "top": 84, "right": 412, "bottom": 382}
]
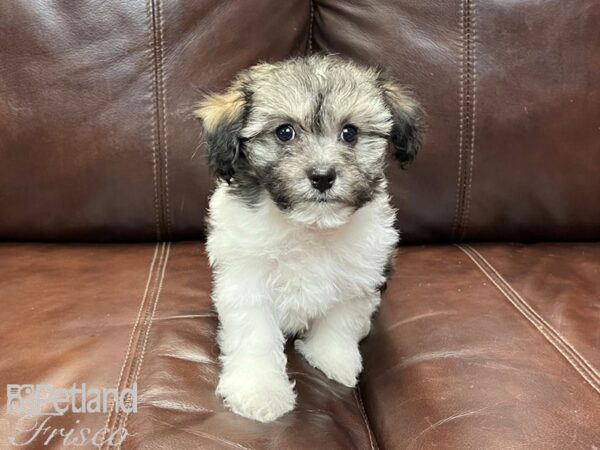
[
  {"left": 295, "top": 293, "right": 380, "bottom": 387},
  {"left": 214, "top": 279, "right": 295, "bottom": 422}
]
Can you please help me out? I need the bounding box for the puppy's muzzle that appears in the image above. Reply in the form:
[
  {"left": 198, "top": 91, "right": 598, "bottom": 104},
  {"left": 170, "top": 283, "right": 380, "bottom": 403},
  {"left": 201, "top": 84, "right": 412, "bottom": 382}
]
[{"left": 308, "top": 168, "right": 336, "bottom": 193}]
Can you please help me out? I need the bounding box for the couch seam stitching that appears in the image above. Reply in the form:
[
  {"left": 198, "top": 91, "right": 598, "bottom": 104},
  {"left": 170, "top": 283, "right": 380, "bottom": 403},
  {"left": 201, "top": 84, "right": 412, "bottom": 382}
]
[
  {"left": 451, "top": 0, "right": 466, "bottom": 241},
  {"left": 456, "top": 244, "right": 600, "bottom": 394},
  {"left": 355, "top": 386, "right": 379, "bottom": 450},
  {"left": 100, "top": 242, "right": 161, "bottom": 449},
  {"left": 306, "top": 0, "right": 315, "bottom": 55},
  {"left": 117, "top": 242, "right": 171, "bottom": 449},
  {"left": 463, "top": 244, "right": 600, "bottom": 380},
  {"left": 156, "top": 0, "right": 171, "bottom": 239},
  {"left": 108, "top": 242, "right": 166, "bottom": 448},
  {"left": 145, "top": 0, "right": 161, "bottom": 240},
  {"left": 460, "top": 0, "right": 477, "bottom": 241},
  {"left": 146, "top": 0, "right": 169, "bottom": 240},
  {"left": 452, "top": 0, "right": 476, "bottom": 242}
]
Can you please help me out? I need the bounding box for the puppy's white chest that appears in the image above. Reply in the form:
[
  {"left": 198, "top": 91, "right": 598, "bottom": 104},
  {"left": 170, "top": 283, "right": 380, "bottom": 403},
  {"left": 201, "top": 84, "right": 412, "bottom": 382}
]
[
  {"left": 265, "top": 209, "right": 396, "bottom": 333},
  {"left": 267, "top": 237, "right": 383, "bottom": 332},
  {"left": 207, "top": 187, "right": 398, "bottom": 334}
]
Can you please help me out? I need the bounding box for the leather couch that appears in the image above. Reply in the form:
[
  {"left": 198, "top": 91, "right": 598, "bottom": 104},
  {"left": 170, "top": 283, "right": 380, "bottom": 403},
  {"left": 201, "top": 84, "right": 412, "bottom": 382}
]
[{"left": 1, "top": 1, "right": 598, "bottom": 449}]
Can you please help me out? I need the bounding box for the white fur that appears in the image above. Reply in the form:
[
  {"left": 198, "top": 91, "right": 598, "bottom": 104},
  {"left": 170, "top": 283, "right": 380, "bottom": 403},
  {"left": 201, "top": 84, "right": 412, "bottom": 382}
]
[{"left": 206, "top": 183, "right": 398, "bottom": 422}]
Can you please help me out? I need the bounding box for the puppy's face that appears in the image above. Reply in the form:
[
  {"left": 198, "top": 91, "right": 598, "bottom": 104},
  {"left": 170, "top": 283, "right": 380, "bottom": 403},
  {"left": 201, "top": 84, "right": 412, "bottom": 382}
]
[{"left": 196, "top": 55, "right": 422, "bottom": 228}]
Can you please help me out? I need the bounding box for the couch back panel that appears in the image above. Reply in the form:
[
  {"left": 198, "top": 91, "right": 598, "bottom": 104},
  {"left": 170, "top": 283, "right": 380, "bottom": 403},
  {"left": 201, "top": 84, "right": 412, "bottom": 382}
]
[
  {"left": 1, "top": 0, "right": 598, "bottom": 242},
  {"left": 314, "top": 0, "right": 600, "bottom": 242},
  {"left": 0, "top": 0, "right": 310, "bottom": 241}
]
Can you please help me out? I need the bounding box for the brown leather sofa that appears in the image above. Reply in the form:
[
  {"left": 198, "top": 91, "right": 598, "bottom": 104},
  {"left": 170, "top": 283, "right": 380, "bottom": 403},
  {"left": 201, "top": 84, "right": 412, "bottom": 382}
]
[{"left": 1, "top": 1, "right": 598, "bottom": 449}]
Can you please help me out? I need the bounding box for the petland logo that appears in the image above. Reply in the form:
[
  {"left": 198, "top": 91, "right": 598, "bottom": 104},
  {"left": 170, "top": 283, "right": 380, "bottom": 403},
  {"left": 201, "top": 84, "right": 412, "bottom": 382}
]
[{"left": 6, "top": 383, "right": 136, "bottom": 447}]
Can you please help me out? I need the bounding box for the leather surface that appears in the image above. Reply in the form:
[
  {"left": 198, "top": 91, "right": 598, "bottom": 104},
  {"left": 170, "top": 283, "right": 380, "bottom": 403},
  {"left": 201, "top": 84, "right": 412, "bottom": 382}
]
[
  {"left": 2, "top": 1, "right": 599, "bottom": 242},
  {"left": 361, "top": 244, "right": 600, "bottom": 449},
  {"left": 0, "top": 0, "right": 309, "bottom": 241},
  {"left": 314, "top": 0, "right": 600, "bottom": 242},
  {"left": 1, "top": 2, "right": 598, "bottom": 449},
  {"left": 0, "top": 242, "right": 375, "bottom": 449},
  {"left": 0, "top": 243, "right": 159, "bottom": 446},
  {"left": 1, "top": 242, "right": 598, "bottom": 449}
]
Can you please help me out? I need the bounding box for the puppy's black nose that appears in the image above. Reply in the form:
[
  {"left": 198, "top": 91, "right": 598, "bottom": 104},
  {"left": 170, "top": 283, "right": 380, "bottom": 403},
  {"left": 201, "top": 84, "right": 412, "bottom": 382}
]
[{"left": 309, "top": 168, "right": 336, "bottom": 193}]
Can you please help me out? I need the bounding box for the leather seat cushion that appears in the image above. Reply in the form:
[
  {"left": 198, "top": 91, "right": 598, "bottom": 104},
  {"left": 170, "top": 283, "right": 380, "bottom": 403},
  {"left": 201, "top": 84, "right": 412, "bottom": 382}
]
[
  {"left": 1, "top": 242, "right": 598, "bottom": 449},
  {"left": 0, "top": 242, "right": 375, "bottom": 450},
  {"left": 361, "top": 243, "right": 600, "bottom": 449}
]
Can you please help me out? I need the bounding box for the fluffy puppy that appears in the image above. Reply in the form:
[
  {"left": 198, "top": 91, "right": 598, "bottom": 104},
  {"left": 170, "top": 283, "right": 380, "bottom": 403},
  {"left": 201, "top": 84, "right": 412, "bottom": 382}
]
[{"left": 195, "top": 55, "right": 422, "bottom": 422}]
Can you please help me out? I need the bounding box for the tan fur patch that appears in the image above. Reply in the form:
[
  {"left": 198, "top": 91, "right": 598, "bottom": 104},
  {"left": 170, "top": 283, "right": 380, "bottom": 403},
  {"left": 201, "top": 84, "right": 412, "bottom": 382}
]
[
  {"left": 194, "top": 90, "right": 245, "bottom": 132},
  {"left": 380, "top": 80, "right": 419, "bottom": 116}
]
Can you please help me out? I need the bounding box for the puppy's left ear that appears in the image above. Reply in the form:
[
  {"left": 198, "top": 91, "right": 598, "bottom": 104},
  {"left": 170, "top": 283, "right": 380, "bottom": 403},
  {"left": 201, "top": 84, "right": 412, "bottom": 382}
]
[
  {"left": 194, "top": 83, "right": 249, "bottom": 183},
  {"left": 378, "top": 75, "right": 424, "bottom": 168}
]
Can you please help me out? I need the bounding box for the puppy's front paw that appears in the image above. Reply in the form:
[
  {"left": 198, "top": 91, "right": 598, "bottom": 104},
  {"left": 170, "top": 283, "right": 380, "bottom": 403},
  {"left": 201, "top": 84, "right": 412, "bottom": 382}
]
[
  {"left": 216, "top": 371, "right": 296, "bottom": 422},
  {"left": 295, "top": 338, "right": 362, "bottom": 387}
]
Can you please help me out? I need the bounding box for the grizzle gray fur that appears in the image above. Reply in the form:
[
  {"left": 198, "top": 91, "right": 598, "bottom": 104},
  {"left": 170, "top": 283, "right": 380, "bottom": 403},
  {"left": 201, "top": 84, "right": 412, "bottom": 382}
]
[{"left": 196, "top": 54, "right": 422, "bottom": 219}]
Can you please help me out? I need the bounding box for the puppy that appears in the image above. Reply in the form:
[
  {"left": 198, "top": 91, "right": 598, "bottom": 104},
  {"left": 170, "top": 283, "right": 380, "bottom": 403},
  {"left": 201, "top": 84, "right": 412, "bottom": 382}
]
[{"left": 195, "top": 55, "right": 422, "bottom": 422}]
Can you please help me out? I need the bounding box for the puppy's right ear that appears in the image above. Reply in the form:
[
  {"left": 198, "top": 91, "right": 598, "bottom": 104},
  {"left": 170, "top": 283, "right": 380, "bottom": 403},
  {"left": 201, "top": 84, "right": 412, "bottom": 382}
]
[
  {"left": 194, "top": 85, "right": 248, "bottom": 183},
  {"left": 378, "top": 74, "right": 424, "bottom": 169}
]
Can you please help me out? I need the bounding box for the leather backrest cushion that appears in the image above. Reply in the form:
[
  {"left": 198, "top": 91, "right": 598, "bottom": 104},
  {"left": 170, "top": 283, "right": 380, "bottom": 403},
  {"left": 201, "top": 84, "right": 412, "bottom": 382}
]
[
  {"left": 1, "top": 1, "right": 598, "bottom": 242},
  {"left": 0, "top": 0, "right": 310, "bottom": 241},
  {"left": 314, "top": 0, "right": 600, "bottom": 242}
]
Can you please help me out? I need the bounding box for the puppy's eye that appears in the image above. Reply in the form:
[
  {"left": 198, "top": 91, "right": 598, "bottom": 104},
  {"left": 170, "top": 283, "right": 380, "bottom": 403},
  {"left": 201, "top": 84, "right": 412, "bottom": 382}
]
[
  {"left": 276, "top": 124, "right": 295, "bottom": 142},
  {"left": 340, "top": 124, "right": 358, "bottom": 143}
]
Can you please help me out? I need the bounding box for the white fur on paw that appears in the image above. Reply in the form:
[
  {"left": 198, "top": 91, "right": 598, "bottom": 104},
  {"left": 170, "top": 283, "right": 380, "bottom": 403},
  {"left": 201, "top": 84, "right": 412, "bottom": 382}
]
[
  {"left": 295, "top": 338, "right": 362, "bottom": 387},
  {"left": 217, "top": 371, "right": 296, "bottom": 422}
]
